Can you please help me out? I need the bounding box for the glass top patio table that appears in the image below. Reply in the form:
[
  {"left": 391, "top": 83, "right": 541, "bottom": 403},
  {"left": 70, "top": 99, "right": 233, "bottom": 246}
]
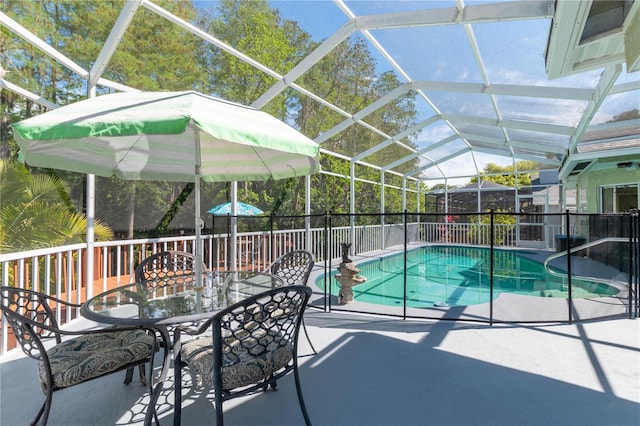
[
  {"left": 80, "top": 271, "right": 284, "bottom": 326},
  {"left": 79, "top": 271, "right": 282, "bottom": 426}
]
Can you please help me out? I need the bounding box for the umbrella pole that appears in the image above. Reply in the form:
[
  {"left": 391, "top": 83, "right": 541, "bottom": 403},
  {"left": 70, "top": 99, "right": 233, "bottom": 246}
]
[
  {"left": 194, "top": 128, "right": 203, "bottom": 287},
  {"left": 226, "top": 214, "right": 231, "bottom": 270},
  {"left": 86, "top": 174, "right": 95, "bottom": 299},
  {"left": 230, "top": 181, "right": 238, "bottom": 270},
  {"left": 195, "top": 172, "right": 203, "bottom": 287}
]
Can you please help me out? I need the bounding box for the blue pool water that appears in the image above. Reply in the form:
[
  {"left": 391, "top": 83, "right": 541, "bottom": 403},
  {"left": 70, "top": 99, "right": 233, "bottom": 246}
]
[{"left": 316, "top": 246, "right": 619, "bottom": 308}]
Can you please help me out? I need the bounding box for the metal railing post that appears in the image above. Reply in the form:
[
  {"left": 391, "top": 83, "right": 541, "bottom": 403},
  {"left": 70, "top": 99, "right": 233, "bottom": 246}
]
[
  {"left": 490, "top": 209, "right": 494, "bottom": 325},
  {"left": 628, "top": 210, "right": 633, "bottom": 319},
  {"left": 630, "top": 209, "right": 638, "bottom": 319},
  {"left": 565, "top": 209, "right": 573, "bottom": 324},
  {"left": 403, "top": 210, "right": 408, "bottom": 320},
  {"left": 326, "top": 211, "right": 332, "bottom": 313}
]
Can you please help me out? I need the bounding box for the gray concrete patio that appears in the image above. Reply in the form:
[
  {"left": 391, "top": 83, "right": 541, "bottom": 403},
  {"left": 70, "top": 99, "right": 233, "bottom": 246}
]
[{"left": 1, "top": 309, "right": 638, "bottom": 426}]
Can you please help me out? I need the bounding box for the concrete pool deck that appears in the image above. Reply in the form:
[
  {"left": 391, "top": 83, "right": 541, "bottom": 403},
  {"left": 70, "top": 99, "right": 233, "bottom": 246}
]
[
  {"left": 1, "top": 245, "right": 637, "bottom": 425},
  {"left": 1, "top": 311, "right": 638, "bottom": 425}
]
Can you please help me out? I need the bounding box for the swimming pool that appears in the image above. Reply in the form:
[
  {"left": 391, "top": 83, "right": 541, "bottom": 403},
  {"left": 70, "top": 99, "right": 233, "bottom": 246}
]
[{"left": 316, "top": 246, "right": 619, "bottom": 308}]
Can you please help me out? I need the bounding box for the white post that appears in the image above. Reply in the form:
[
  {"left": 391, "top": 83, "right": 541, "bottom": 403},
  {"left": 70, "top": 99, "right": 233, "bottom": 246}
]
[
  {"left": 402, "top": 178, "right": 407, "bottom": 211},
  {"left": 194, "top": 171, "right": 203, "bottom": 286},
  {"left": 85, "top": 85, "right": 96, "bottom": 299},
  {"left": 194, "top": 128, "right": 204, "bottom": 287},
  {"left": 380, "top": 170, "right": 385, "bottom": 250},
  {"left": 230, "top": 181, "right": 238, "bottom": 269},
  {"left": 305, "top": 175, "right": 311, "bottom": 251},
  {"left": 349, "top": 160, "right": 356, "bottom": 252},
  {"left": 86, "top": 175, "right": 95, "bottom": 299}
]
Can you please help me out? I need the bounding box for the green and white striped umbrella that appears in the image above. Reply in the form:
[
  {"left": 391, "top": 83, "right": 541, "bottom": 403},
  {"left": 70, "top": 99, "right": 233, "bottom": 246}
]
[
  {"left": 12, "top": 90, "right": 320, "bottom": 284},
  {"left": 12, "top": 90, "right": 320, "bottom": 182}
]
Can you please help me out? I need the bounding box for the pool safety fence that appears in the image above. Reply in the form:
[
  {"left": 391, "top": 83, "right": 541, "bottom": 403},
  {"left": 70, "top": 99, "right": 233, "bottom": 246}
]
[{"left": 313, "top": 210, "right": 639, "bottom": 325}]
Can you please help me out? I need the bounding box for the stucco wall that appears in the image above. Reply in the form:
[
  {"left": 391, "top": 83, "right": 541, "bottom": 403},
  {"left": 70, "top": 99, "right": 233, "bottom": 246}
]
[{"left": 577, "top": 167, "right": 640, "bottom": 213}]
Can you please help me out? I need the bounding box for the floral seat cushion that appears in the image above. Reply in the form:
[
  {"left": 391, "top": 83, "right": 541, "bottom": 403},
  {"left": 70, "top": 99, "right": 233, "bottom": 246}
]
[
  {"left": 38, "top": 329, "right": 155, "bottom": 391},
  {"left": 180, "top": 328, "right": 293, "bottom": 390}
]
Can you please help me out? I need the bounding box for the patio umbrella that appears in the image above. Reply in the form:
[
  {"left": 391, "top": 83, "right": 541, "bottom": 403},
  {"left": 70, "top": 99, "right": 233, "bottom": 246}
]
[
  {"left": 208, "top": 202, "right": 264, "bottom": 269},
  {"left": 207, "top": 202, "right": 264, "bottom": 216},
  {"left": 208, "top": 201, "right": 264, "bottom": 237},
  {"left": 12, "top": 90, "right": 320, "bottom": 287}
]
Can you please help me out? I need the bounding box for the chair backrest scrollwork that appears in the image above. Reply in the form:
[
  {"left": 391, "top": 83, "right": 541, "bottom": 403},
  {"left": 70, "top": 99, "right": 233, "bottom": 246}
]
[
  {"left": 264, "top": 250, "right": 315, "bottom": 287},
  {"left": 135, "top": 250, "right": 206, "bottom": 285},
  {"left": 0, "top": 287, "right": 75, "bottom": 360}
]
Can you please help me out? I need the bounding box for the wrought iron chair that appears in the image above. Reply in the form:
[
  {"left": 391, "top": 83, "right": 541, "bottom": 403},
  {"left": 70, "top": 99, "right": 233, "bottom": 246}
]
[
  {"left": 135, "top": 250, "right": 206, "bottom": 284},
  {"left": 0, "top": 286, "right": 161, "bottom": 426},
  {"left": 264, "top": 250, "right": 317, "bottom": 355},
  {"left": 173, "top": 285, "right": 313, "bottom": 426},
  {"left": 124, "top": 250, "right": 207, "bottom": 383}
]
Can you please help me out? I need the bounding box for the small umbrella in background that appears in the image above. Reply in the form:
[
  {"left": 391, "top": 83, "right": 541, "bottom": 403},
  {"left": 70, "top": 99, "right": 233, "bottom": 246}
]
[
  {"left": 208, "top": 202, "right": 265, "bottom": 269},
  {"left": 208, "top": 201, "right": 264, "bottom": 237},
  {"left": 208, "top": 202, "right": 264, "bottom": 216}
]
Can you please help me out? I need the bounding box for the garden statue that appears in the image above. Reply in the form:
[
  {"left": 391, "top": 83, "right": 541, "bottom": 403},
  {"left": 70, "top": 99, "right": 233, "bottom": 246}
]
[{"left": 336, "top": 260, "right": 366, "bottom": 304}]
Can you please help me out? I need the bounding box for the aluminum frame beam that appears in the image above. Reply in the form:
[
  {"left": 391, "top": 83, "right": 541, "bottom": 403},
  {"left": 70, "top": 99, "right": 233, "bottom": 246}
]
[
  {"left": 0, "top": 11, "right": 138, "bottom": 93},
  {"left": 460, "top": 133, "right": 567, "bottom": 155},
  {"left": 472, "top": 146, "right": 561, "bottom": 166},
  {"left": 0, "top": 79, "right": 58, "bottom": 109},
  {"left": 442, "top": 113, "right": 576, "bottom": 136}
]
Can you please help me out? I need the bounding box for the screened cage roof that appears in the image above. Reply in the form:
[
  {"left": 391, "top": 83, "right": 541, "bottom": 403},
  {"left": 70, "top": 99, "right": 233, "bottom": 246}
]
[
  {"left": 451, "top": 180, "right": 513, "bottom": 193},
  {"left": 1, "top": 0, "right": 639, "bottom": 187}
]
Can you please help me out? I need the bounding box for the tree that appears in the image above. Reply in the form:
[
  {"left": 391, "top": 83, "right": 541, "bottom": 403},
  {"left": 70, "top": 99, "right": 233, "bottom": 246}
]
[
  {"left": 293, "top": 33, "right": 419, "bottom": 215},
  {"left": 0, "top": 159, "right": 113, "bottom": 253},
  {"left": 1, "top": 1, "right": 66, "bottom": 160},
  {"left": 205, "top": 0, "right": 293, "bottom": 108},
  {"left": 429, "top": 183, "right": 459, "bottom": 192},
  {"left": 607, "top": 108, "right": 639, "bottom": 122},
  {"left": 466, "top": 209, "right": 516, "bottom": 246},
  {"left": 470, "top": 162, "right": 533, "bottom": 188}
]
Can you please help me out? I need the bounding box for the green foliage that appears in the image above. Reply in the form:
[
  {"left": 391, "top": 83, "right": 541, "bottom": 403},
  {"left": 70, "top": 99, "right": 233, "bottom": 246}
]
[
  {"left": 470, "top": 162, "right": 534, "bottom": 188},
  {"left": 0, "top": 159, "right": 113, "bottom": 253},
  {"left": 466, "top": 209, "right": 516, "bottom": 245},
  {"left": 205, "top": 0, "right": 293, "bottom": 110},
  {"left": 607, "top": 108, "right": 639, "bottom": 122},
  {"left": 155, "top": 183, "right": 195, "bottom": 235},
  {"left": 429, "top": 183, "right": 459, "bottom": 192}
]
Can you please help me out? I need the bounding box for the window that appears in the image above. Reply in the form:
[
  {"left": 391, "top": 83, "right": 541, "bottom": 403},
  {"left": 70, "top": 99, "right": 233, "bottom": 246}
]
[{"left": 601, "top": 184, "right": 639, "bottom": 213}]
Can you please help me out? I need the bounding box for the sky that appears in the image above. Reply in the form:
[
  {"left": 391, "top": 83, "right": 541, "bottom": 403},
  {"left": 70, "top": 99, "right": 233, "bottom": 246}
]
[{"left": 206, "top": 0, "right": 639, "bottom": 186}]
